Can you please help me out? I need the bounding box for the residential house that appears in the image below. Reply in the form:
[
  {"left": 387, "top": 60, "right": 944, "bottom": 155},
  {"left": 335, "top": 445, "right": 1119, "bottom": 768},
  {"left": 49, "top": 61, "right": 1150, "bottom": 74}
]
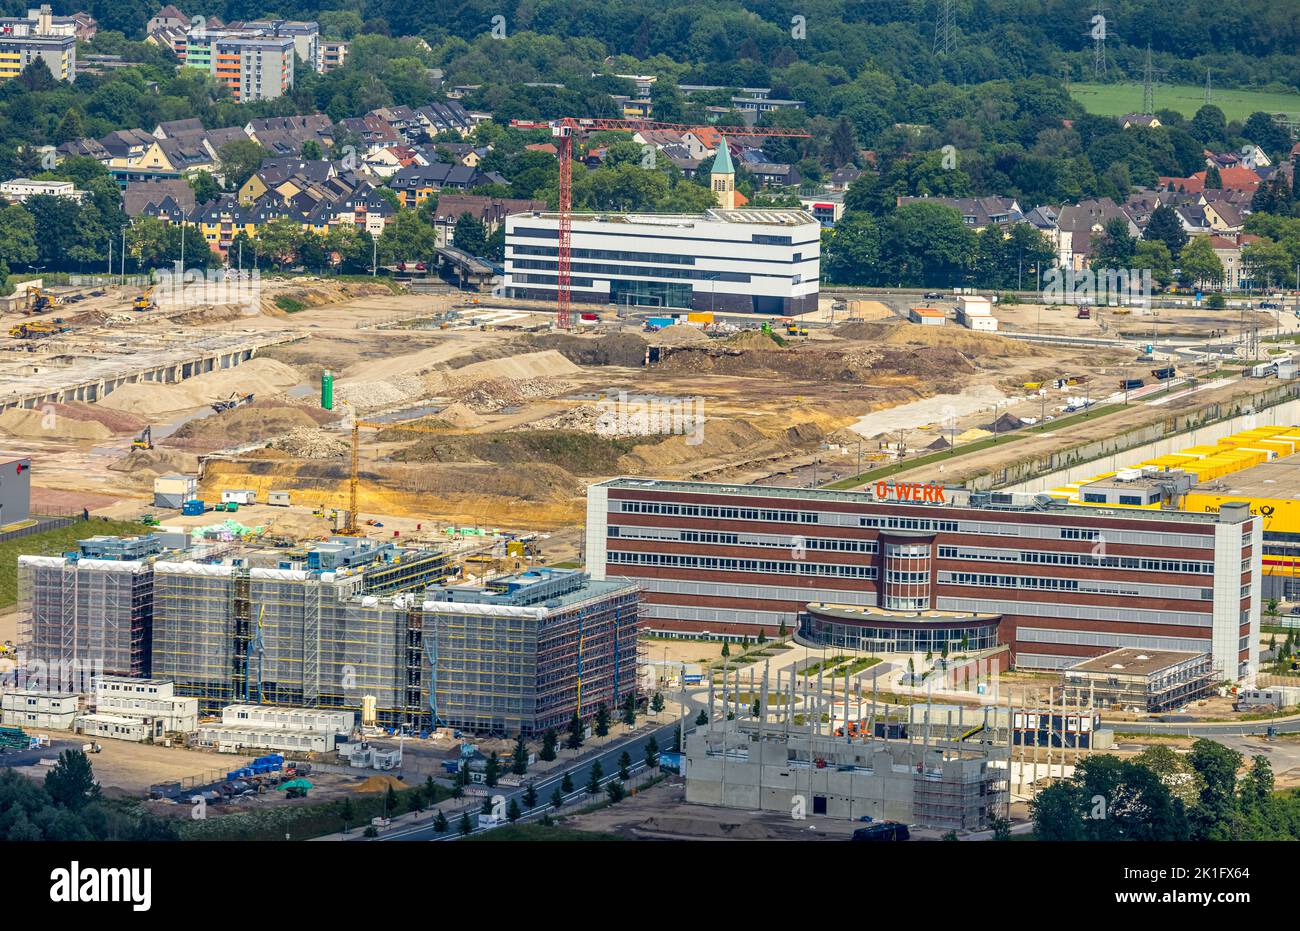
[
  {"left": 318, "top": 39, "right": 348, "bottom": 72},
  {"left": 414, "top": 101, "right": 475, "bottom": 137},
  {"left": 1159, "top": 165, "right": 1261, "bottom": 195},
  {"left": 1054, "top": 198, "right": 1140, "bottom": 270},
  {"left": 828, "top": 167, "right": 864, "bottom": 191},
  {"left": 244, "top": 114, "right": 334, "bottom": 155},
  {"left": 152, "top": 118, "right": 205, "bottom": 140},
  {"left": 1119, "top": 113, "right": 1161, "bottom": 129},
  {"left": 338, "top": 114, "right": 401, "bottom": 151},
  {"left": 429, "top": 193, "right": 547, "bottom": 245},
  {"left": 389, "top": 162, "right": 489, "bottom": 206},
  {"left": 0, "top": 178, "right": 85, "bottom": 204},
  {"left": 896, "top": 196, "right": 1023, "bottom": 231},
  {"left": 147, "top": 5, "right": 188, "bottom": 35},
  {"left": 60, "top": 128, "right": 179, "bottom": 186},
  {"left": 238, "top": 157, "right": 336, "bottom": 205},
  {"left": 1203, "top": 198, "right": 1247, "bottom": 235},
  {"left": 123, "top": 179, "right": 196, "bottom": 223},
  {"left": 1211, "top": 233, "right": 1264, "bottom": 290}
]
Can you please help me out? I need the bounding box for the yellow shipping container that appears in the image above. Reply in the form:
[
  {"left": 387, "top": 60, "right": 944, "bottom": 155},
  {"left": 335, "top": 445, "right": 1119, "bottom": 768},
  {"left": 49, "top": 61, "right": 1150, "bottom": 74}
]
[{"left": 686, "top": 312, "right": 714, "bottom": 324}]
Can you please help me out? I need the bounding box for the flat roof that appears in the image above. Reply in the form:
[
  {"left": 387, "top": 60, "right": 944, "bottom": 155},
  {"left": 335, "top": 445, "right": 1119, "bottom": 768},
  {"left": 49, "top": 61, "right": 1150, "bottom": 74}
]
[
  {"left": 1067, "top": 648, "right": 1206, "bottom": 676},
  {"left": 596, "top": 478, "right": 1226, "bottom": 523},
  {"left": 1191, "top": 453, "right": 1300, "bottom": 499},
  {"left": 807, "top": 602, "right": 997, "bottom": 624},
  {"left": 515, "top": 208, "right": 816, "bottom": 228}
]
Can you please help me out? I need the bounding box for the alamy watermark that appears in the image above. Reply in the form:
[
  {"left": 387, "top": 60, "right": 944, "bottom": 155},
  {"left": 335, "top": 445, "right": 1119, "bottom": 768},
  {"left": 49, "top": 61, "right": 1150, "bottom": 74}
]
[
  {"left": 153, "top": 264, "right": 261, "bottom": 312},
  {"left": 595, "top": 390, "right": 705, "bottom": 445},
  {"left": 1041, "top": 267, "right": 1152, "bottom": 309}
]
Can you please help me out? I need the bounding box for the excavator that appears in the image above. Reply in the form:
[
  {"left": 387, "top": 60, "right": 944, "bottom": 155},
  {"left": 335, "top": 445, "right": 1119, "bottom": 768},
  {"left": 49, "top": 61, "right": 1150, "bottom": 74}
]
[
  {"left": 133, "top": 286, "right": 156, "bottom": 312},
  {"left": 131, "top": 426, "right": 153, "bottom": 450},
  {"left": 24, "top": 286, "right": 62, "bottom": 315}
]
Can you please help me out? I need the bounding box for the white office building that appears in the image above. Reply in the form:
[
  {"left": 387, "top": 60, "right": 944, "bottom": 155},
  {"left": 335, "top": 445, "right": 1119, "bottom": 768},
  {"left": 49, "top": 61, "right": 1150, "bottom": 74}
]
[
  {"left": 93, "top": 676, "right": 198, "bottom": 735},
  {"left": 504, "top": 207, "right": 821, "bottom": 315},
  {"left": 1, "top": 689, "right": 79, "bottom": 729}
]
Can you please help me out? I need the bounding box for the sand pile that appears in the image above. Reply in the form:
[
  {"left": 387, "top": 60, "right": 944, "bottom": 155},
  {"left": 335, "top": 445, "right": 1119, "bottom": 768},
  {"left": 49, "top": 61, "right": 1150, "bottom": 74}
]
[
  {"left": 446, "top": 376, "right": 571, "bottom": 412},
  {"left": 649, "top": 325, "right": 711, "bottom": 346},
  {"left": 834, "top": 320, "right": 1039, "bottom": 359},
  {"left": 450, "top": 350, "right": 581, "bottom": 381},
  {"left": 350, "top": 774, "right": 406, "bottom": 793},
  {"left": 335, "top": 374, "right": 427, "bottom": 411},
  {"left": 97, "top": 358, "right": 303, "bottom": 417},
  {"left": 0, "top": 407, "right": 113, "bottom": 441},
  {"left": 108, "top": 447, "right": 200, "bottom": 481},
  {"left": 435, "top": 402, "right": 485, "bottom": 429},
  {"left": 518, "top": 332, "right": 648, "bottom": 367},
  {"left": 273, "top": 427, "right": 348, "bottom": 459},
  {"left": 167, "top": 402, "right": 333, "bottom": 447},
  {"left": 724, "top": 330, "right": 785, "bottom": 350}
]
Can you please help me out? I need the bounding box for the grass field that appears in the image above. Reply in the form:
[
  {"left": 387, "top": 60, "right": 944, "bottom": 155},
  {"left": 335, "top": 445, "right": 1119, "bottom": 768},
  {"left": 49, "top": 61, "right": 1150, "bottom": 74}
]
[
  {"left": 0, "top": 519, "right": 147, "bottom": 610},
  {"left": 1070, "top": 82, "right": 1300, "bottom": 122}
]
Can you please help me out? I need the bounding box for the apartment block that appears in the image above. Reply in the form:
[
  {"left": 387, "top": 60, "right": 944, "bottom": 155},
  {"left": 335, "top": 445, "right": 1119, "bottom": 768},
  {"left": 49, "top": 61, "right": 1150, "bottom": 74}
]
[{"left": 0, "top": 6, "right": 75, "bottom": 83}]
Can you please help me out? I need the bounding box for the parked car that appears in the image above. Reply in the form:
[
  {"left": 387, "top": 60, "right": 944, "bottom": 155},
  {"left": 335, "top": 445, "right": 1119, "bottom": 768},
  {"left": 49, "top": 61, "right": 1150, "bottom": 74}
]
[{"left": 923, "top": 291, "right": 944, "bottom": 300}]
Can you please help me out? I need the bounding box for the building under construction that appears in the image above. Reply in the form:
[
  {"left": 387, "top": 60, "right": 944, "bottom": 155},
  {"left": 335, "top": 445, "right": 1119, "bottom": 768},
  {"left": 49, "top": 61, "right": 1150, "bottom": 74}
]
[
  {"left": 18, "top": 535, "right": 163, "bottom": 678},
  {"left": 684, "top": 666, "right": 1008, "bottom": 831},
  {"left": 149, "top": 541, "right": 638, "bottom": 735}
]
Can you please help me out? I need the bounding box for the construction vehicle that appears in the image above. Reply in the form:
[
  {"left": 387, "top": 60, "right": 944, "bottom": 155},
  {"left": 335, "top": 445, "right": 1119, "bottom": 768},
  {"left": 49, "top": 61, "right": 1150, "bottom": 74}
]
[
  {"left": 783, "top": 318, "right": 808, "bottom": 336},
  {"left": 133, "top": 286, "right": 156, "bottom": 312},
  {"left": 1076, "top": 305, "right": 1090, "bottom": 319},
  {"left": 25, "top": 286, "right": 62, "bottom": 315},
  {"left": 9, "top": 320, "right": 68, "bottom": 339},
  {"left": 132, "top": 426, "right": 153, "bottom": 450},
  {"left": 211, "top": 392, "right": 254, "bottom": 413},
  {"left": 1022, "top": 381, "right": 1043, "bottom": 391}
]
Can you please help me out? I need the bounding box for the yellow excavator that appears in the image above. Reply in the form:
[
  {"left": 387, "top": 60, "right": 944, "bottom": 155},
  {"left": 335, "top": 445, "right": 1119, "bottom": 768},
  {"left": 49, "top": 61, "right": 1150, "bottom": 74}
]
[
  {"left": 25, "top": 286, "right": 61, "bottom": 315},
  {"left": 133, "top": 286, "right": 156, "bottom": 312},
  {"left": 131, "top": 426, "right": 152, "bottom": 450}
]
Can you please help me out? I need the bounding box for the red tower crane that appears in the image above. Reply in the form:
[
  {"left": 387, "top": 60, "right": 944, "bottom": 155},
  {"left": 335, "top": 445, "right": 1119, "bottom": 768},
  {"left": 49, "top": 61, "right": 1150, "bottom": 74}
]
[{"left": 510, "top": 117, "right": 812, "bottom": 330}]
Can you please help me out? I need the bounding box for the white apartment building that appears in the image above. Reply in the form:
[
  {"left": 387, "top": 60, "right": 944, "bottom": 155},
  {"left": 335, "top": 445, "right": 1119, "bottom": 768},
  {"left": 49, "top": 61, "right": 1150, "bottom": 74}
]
[
  {"left": 504, "top": 207, "right": 821, "bottom": 315},
  {"left": 0, "top": 178, "right": 85, "bottom": 203},
  {"left": 1, "top": 689, "right": 79, "bottom": 729},
  {"left": 93, "top": 676, "right": 198, "bottom": 735}
]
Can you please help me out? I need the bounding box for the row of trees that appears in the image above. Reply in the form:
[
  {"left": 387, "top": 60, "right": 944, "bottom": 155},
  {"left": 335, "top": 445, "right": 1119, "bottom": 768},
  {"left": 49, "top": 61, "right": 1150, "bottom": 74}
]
[{"left": 1032, "top": 740, "right": 1299, "bottom": 841}]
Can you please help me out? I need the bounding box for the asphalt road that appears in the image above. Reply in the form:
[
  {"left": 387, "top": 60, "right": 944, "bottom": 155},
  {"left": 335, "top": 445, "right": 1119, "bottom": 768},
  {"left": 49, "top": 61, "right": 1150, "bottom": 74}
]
[{"left": 377, "top": 717, "right": 689, "bottom": 841}]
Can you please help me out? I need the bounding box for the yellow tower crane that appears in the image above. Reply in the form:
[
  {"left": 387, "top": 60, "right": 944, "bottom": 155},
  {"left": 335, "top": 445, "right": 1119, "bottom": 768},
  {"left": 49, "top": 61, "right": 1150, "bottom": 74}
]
[{"left": 343, "top": 417, "right": 453, "bottom": 536}]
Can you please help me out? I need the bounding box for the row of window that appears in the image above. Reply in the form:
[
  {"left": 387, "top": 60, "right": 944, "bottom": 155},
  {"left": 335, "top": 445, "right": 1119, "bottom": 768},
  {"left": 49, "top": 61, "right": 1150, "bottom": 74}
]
[
  {"left": 860, "top": 516, "right": 958, "bottom": 531},
  {"left": 512, "top": 258, "right": 754, "bottom": 283},
  {"left": 935, "top": 545, "right": 1215, "bottom": 575},
  {"left": 608, "top": 526, "right": 877, "bottom": 552},
  {"left": 939, "top": 571, "right": 1210, "bottom": 601},
  {"left": 510, "top": 243, "right": 695, "bottom": 265},
  {"left": 617, "top": 501, "right": 819, "bottom": 523},
  {"left": 606, "top": 551, "right": 877, "bottom": 578}
]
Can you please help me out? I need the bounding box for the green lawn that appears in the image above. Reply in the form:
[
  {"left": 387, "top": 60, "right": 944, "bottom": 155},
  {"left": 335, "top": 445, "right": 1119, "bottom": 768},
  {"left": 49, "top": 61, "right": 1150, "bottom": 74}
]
[
  {"left": 1070, "top": 82, "right": 1300, "bottom": 122},
  {"left": 0, "top": 519, "right": 148, "bottom": 610}
]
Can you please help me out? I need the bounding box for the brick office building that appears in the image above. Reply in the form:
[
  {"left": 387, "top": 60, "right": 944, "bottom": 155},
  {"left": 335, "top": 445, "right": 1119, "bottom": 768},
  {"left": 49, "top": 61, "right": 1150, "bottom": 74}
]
[{"left": 585, "top": 479, "right": 1261, "bottom": 680}]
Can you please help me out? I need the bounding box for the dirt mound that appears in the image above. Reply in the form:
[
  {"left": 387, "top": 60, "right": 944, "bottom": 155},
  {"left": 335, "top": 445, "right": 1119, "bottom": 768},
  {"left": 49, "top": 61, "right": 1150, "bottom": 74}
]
[
  {"left": 391, "top": 430, "right": 639, "bottom": 476},
  {"left": 648, "top": 325, "right": 710, "bottom": 346},
  {"left": 97, "top": 358, "right": 303, "bottom": 417},
  {"left": 656, "top": 343, "right": 976, "bottom": 386},
  {"left": 48, "top": 402, "right": 146, "bottom": 434},
  {"left": 108, "top": 447, "right": 200, "bottom": 482},
  {"left": 834, "top": 320, "right": 1038, "bottom": 359},
  {"left": 273, "top": 427, "right": 349, "bottom": 459},
  {"left": 335, "top": 374, "right": 428, "bottom": 412},
  {"left": 449, "top": 349, "right": 580, "bottom": 381},
  {"left": 637, "top": 816, "right": 772, "bottom": 839},
  {"left": 723, "top": 329, "right": 785, "bottom": 350},
  {"left": 444, "top": 376, "right": 570, "bottom": 412},
  {"left": 350, "top": 774, "right": 406, "bottom": 793},
  {"left": 435, "top": 401, "right": 485, "bottom": 429},
  {"left": 167, "top": 402, "right": 334, "bottom": 448},
  {"left": 0, "top": 407, "right": 113, "bottom": 441},
  {"left": 519, "top": 332, "right": 648, "bottom": 367}
]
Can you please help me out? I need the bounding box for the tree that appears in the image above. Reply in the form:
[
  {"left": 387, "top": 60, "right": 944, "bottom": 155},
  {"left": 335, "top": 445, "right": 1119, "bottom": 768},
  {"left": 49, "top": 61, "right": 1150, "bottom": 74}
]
[
  {"left": 218, "top": 139, "right": 270, "bottom": 192},
  {"left": 189, "top": 170, "right": 220, "bottom": 206},
  {"left": 540, "top": 728, "right": 558, "bottom": 761},
  {"left": 823, "top": 211, "right": 880, "bottom": 285},
  {"left": 506, "top": 798, "right": 521, "bottom": 822},
  {"left": 458, "top": 812, "right": 472, "bottom": 835},
  {"left": 561, "top": 772, "right": 574, "bottom": 794},
  {"left": 1143, "top": 205, "right": 1188, "bottom": 260},
  {"left": 650, "top": 692, "right": 665, "bottom": 715},
  {"left": 44, "top": 750, "right": 99, "bottom": 811},
  {"left": 618, "top": 750, "right": 632, "bottom": 781},
  {"left": 989, "top": 816, "right": 1012, "bottom": 841},
  {"left": 645, "top": 734, "right": 660, "bottom": 769},
  {"left": 339, "top": 797, "right": 355, "bottom": 832},
  {"left": 54, "top": 108, "right": 86, "bottom": 145},
  {"left": 720, "top": 642, "right": 730, "bottom": 660},
  {"left": 523, "top": 783, "right": 538, "bottom": 808},
  {"left": 1187, "top": 739, "right": 1241, "bottom": 841},
  {"left": 484, "top": 751, "right": 500, "bottom": 788},
  {"left": 452, "top": 211, "right": 488, "bottom": 255},
  {"left": 1204, "top": 164, "right": 1222, "bottom": 190},
  {"left": 433, "top": 809, "right": 449, "bottom": 833},
  {"left": 1090, "top": 217, "right": 1136, "bottom": 270},
  {"left": 257, "top": 218, "right": 305, "bottom": 269},
  {"left": 480, "top": 796, "right": 493, "bottom": 815},
  {"left": 757, "top": 629, "right": 767, "bottom": 645},
  {"left": 1243, "top": 238, "right": 1292, "bottom": 289},
  {"left": 881, "top": 202, "right": 977, "bottom": 287},
  {"left": 0, "top": 204, "right": 37, "bottom": 271},
  {"left": 550, "top": 785, "right": 564, "bottom": 809},
  {"left": 383, "top": 784, "right": 398, "bottom": 817},
  {"left": 594, "top": 703, "right": 611, "bottom": 737},
  {"left": 829, "top": 116, "right": 858, "bottom": 168},
  {"left": 1178, "top": 235, "right": 1223, "bottom": 288},
  {"left": 622, "top": 693, "right": 637, "bottom": 727},
  {"left": 301, "top": 139, "right": 324, "bottom": 160},
  {"left": 605, "top": 780, "right": 625, "bottom": 803},
  {"left": 407, "top": 788, "right": 425, "bottom": 813},
  {"left": 566, "top": 712, "right": 585, "bottom": 750},
  {"left": 1133, "top": 240, "right": 1173, "bottom": 287},
  {"left": 695, "top": 710, "right": 708, "bottom": 726},
  {"left": 511, "top": 733, "right": 529, "bottom": 775},
  {"left": 378, "top": 209, "right": 437, "bottom": 264},
  {"left": 586, "top": 760, "right": 604, "bottom": 795}
]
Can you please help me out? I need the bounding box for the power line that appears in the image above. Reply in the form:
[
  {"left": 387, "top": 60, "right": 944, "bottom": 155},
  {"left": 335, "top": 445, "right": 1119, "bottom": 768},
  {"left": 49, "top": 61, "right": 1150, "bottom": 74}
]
[
  {"left": 933, "top": 0, "right": 955, "bottom": 56},
  {"left": 1090, "top": 1, "right": 1110, "bottom": 81}
]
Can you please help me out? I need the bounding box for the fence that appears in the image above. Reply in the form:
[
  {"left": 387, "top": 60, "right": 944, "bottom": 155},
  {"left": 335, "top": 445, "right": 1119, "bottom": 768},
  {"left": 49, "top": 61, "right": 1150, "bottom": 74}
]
[{"left": 0, "top": 515, "right": 76, "bottom": 544}]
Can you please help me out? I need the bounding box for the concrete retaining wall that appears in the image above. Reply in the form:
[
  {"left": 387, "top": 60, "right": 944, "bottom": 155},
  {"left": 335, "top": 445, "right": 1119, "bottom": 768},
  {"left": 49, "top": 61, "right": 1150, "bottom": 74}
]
[{"left": 996, "top": 383, "right": 1300, "bottom": 494}]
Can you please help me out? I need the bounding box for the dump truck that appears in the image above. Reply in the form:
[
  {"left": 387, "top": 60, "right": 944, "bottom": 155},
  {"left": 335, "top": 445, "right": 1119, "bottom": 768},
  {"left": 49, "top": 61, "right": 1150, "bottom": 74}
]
[{"left": 9, "top": 320, "right": 68, "bottom": 339}]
